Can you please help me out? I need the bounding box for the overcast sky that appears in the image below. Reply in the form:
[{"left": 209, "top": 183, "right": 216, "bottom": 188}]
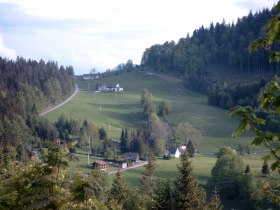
[{"left": 0, "top": 0, "right": 277, "bottom": 75}]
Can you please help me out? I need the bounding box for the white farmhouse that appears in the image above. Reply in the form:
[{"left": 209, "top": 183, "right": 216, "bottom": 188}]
[
  {"left": 97, "top": 83, "right": 123, "bottom": 92},
  {"left": 169, "top": 146, "right": 187, "bottom": 158}
]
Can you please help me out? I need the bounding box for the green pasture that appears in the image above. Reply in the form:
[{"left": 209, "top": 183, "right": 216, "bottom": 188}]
[{"left": 45, "top": 71, "right": 246, "bottom": 143}]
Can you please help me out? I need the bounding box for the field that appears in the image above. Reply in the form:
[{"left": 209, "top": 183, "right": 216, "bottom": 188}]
[
  {"left": 45, "top": 71, "right": 251, "bottom": 142},
  {"left": 43, "top": 71, "right": 275, "bottom": 209}
]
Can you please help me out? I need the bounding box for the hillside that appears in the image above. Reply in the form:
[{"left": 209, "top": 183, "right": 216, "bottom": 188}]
[{"left": 45, "top": 71, "right": 253, "bottom": 153}]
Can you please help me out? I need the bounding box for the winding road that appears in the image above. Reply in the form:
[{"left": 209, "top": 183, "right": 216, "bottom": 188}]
[{"left": 39, "top": 84, "right": 79, "bottom": 116}]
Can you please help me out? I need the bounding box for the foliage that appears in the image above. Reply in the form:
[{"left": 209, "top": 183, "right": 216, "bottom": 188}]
[
  {"left": 216, "top": 146, "right": 236, "bottom": 158},
  {"left": 110, "top": 171, "right": 131, "bottom": 208},
  {"left": 141, "top": 9, "right": 277, "bottom": 78},
  {"left": 211, "top": 146, "right": 245, "bottom": 199},
  {"left": 157, "top": 100, "right": 172, "bottom": 117},
  {"left": 0, "top": 56, "right": 75, "bottom": 164},
  {"left": 208, "top": 188, "right": 223, "bottom": 210},
  {"left": 174, "top": 150, "right": 206, "bottom": 209},
  {"left": 120, "top": 128, "right": 130, "bottom": 153},
  {"left": 152, "top": 177, "right": 173, "bottom": 210},
  {"left": 261, "top": 161, "right": 270, "bottom": 175},
  {"left": 239, "top": 173, "right": 262, "bottom": 210},
  {"left": 141, "top": 156, "right": 158, "bottom": 195},
  {"left": 99, "top": 127, "right": 108, "bottom": 140},
  {"left": 176, "top": 122, "right": 201, "bottom": 148},
  {"left": 123, "top": 188, "right": 145, "bottom": 210},
  {"left": 244, "top": 164, "right": 251, "bottom": 174},
  {"left": 228, "top": 80, "right": 280, "bottom": 174},
  {"left": 249, "top": 2, "right": 280, "bottom": 63},
  {"left": 141, "top": 155, "right": 158, "bottom": 209},
  {"left": 187, "top": 140, "right": 195, "bottom": 157}
]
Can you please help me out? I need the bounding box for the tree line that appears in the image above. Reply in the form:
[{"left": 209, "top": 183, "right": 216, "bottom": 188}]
[
  {"left": 0, "top": 141, "right": 224, "bottom": 210},
  {"left": 118, "top": 89, "right": 201, "bottom": 159},
  {"left": 0, "top": 56, "right": 75, "bottom": 165},
  {"left": 141, "top": 8, "right": 278, "bottom": 77},
  {"left": 1, "top": 132, "right": 276, "bottom": 209}
]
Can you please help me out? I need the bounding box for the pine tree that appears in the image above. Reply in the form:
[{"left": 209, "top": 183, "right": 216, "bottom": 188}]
[
  {"left": 141, "top": 156, "right": 157, "bottom": 194},
  {"left": 261, "top": 161, "right": 270, "bottom": 175},
  {"left": 240, "top": 173, "right": 262, "bottom": 210},
  {"left": 110, "top": 170, "right": 130, "bottom": 207},
  {"left": 187, "top": 140, "right": 195, "bottom": 157},
  {"left": 208, "top": 188, "right": 223, "bottom": 210},
  {"left": 141, "top": 155, "right": 158, "bottom": 209},
  {"left": 152, "top": 177, "right": 173, "bottom": 210},
  {"left": 120, "top": 128, "right": 126, "bottom": 153},
  {"left": 174, "top": 150, "right": 206, "bottom": 210},
  {"left": 245, "top": 164, "right": 251, "bottom": 174}
]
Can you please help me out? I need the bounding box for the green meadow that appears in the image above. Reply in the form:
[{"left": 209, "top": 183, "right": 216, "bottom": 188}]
[
  {"left": 44, "top": 71, "right": 269, "bottom": 185},
  {"left": 45, "top": 71, "right": 249, "bottom": 141}
]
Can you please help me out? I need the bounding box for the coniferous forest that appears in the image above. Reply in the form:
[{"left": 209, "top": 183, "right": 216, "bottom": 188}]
[
  {"left": 0, "top": 57, "right": 75, "bottom": 163},
  {"left": 141, "top": 8, "right": 278, "bottom": 77}
]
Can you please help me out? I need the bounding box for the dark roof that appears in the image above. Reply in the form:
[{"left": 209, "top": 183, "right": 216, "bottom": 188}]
[
  {"left": 124, "top": 152, "right": 139, "bottom": 161},
  {"left": 106, "top": 83, "right": 119, "bottom": 88},
  {"left": 169, "top": 148, "right": 177, "bottom": 154}
]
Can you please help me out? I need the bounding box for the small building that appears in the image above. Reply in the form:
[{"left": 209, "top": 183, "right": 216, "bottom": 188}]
[
  {"left": 92, "top": 160, "right": 107, "bottom": 170},
  {"left": 97, "top": 83, "right": 124, "bottom": 92},
  {"left": 119, "top": 162, "right": 128, "bottom": 169},
  {"left": 82, "top": 74, "right": 100, "bottom": 80},
  {"left": 169, "top": 146, "right": 186, "bottom": 158},
  {"left": 124, "top": 152, "right": 139, "bottom": 162}
]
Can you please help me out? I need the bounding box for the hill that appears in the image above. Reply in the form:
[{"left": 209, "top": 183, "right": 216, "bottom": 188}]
[{"left": 45, "top": 71, "right": 254, "bottom": 154}]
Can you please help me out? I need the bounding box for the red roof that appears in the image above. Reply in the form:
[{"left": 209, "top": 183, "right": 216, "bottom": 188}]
[{"left": 95, "top": 160, "right": 107, "bottom": 165}]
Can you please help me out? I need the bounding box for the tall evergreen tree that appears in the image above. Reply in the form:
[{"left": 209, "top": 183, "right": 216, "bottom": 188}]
[
  {"left": 141, "top": 155, "right": 158, "bottom": 209},
  {"left": 245, "top": 164, "right": 251, "bottom": 174},
  {"left": 110, "top": 170, "right": 130, "bottom": 208},
  {"left": 120, "top": 128, "right": 129, "bottom": 153},
  {"left": 152, "top": 177, "right": 173, "bottom": 210},
  {"left": 174, "top": 150, "right": 206, "bottom": 210},
  {"left": 120, "top": 128, "right": 126, "bottom": 153},
  {"left": 208, "top": 188, "right": 223, "bottom": 210},
  {"left": 261, "top": 161, "right": 270, "bottom": 175},
  {"left": 240, "top": 173, "right": 262, "bottom": 210}
]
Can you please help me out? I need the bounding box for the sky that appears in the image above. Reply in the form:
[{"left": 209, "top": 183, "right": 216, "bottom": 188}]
[{"left": 0, "top": 0, "right": 277, "bottom": 75}]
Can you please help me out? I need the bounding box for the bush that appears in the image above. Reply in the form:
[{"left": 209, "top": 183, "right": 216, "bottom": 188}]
[{"left": 163, "top": 154, "right": 171, "bottom": 160}]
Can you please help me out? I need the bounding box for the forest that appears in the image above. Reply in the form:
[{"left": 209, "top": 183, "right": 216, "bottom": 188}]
[
  {"left": 0, "top": 57, "right": 75, "bottom": 163},
  {"left": 141, "top": 8, "right": 278, "bottom": 77}
]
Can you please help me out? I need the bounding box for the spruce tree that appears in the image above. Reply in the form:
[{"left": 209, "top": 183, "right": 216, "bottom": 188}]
[
  {"left": 262, "top": 161, "right": 270, "bottom": 175},
  {"left": 208, "top": 188, "right": 223, "bottom": 210},
  {"left": 141, "top": 155, "right": 158, "bottom": 209},
  {"left": 240, "top": 173, "right": 262, "bottom": 210},
  {"left": 110, "top": 170, "right": 130, "bottom": 208},
  {"left": 174, "top": 150, "right": 206, "bottom": 210},
  {"left": 152, "top": 177, "right": 173, "bottom": 210},
  {"left": 245, "top": 164, "right": 251, "bottom": 174},
  {"left": 120, "top": 128, "right": 126, "bottom": 153}
]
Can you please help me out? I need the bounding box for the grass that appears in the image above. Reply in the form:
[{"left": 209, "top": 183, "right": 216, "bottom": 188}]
[
  {"left": 45, "top": 71, "right": 243, "bottom": 140},
  {"left": 68, "top": 148, "right": 120, "bottom": 174},
  {"left": 43, "top": 70, "right": 270, "bottom": 173}
]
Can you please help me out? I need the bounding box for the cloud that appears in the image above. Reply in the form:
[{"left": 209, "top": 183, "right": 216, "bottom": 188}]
[
  {"left": 0, "top": 34, "right": 17, "bottom": 59},
  {"left": 0, "top": 0, "right": 277, "bottom": 75}
]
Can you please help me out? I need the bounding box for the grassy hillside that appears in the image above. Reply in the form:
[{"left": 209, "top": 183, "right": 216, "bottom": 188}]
[{"left": 45, "top": 71, "right": 254, "bottom": 153}]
